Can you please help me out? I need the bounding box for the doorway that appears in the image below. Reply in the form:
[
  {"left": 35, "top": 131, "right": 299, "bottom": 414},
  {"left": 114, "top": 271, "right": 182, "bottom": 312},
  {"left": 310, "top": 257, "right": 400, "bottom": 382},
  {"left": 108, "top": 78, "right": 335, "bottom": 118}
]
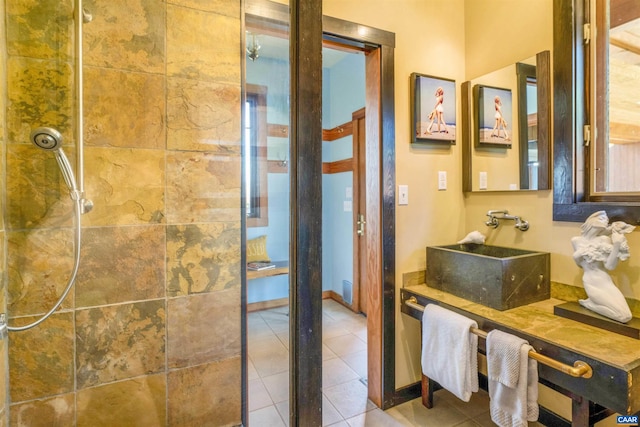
[{"left": 243, "top": 1, "right": 397, "bottom": 424}]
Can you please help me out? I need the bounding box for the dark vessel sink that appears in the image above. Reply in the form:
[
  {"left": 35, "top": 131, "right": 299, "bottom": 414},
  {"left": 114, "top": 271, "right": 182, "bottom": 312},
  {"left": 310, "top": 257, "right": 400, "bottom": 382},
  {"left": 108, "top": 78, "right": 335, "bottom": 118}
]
[{"left": 426, "top": 244, "right": 550, "bottom": 310}]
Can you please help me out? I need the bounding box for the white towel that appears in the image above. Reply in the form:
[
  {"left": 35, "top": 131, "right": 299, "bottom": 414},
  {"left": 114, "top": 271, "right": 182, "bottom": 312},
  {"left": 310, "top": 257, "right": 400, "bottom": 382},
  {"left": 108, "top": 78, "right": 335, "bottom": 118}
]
[
  {"left": 421, "top": 304, "right": 478, "bottom": 402},
  {"left": 487, "top": 330, "right": 539, "bottom": 427}
]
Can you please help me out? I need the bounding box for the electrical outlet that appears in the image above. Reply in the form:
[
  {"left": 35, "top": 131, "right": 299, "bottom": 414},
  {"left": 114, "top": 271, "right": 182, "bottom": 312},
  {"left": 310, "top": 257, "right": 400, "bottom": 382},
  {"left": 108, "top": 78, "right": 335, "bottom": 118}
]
[{"left": 398, "top": 185, "right": 408, "bottom": 205}]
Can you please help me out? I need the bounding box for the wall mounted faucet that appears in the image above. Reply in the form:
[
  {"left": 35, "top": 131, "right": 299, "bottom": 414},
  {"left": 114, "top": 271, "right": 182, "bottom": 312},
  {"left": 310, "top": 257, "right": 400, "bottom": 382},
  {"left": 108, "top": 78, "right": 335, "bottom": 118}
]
[{"left": 485, "top": 210, "right": 530, "bottom": 231}]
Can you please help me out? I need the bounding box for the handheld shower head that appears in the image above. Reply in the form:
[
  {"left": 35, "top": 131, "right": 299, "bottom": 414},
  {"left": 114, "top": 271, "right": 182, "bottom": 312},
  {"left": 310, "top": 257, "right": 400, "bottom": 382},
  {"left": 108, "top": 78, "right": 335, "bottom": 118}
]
[
  {"left": 30, "top": 127, "right": 79, "bottom": 195},
  {"left": 31, "top": 127, "right": 63, "bottom": 151}
]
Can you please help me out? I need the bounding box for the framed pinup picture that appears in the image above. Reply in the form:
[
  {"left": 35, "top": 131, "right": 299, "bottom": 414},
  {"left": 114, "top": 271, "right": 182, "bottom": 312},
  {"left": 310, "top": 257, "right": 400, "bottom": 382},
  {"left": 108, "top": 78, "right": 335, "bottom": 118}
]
[
  {"left": 410, "top": 73, "right": 456, "bottom": 144},
  {"left": 475, "top": 85, "right": 512, "bottom": 148}
]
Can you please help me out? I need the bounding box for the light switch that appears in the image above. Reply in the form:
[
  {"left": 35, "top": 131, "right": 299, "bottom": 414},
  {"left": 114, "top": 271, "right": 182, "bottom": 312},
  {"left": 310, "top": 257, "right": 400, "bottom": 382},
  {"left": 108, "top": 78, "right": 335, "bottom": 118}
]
[
  {"left": 398, "top": 185, "right": 409, "bottom": 205},
  {"left": 438, "top": 171, "right": 447, "bottom": 190},
  {"left": 345, "top": 186, "right": 353, "bottom": 200},
  {"left": 479, "top": 172, "right": 488, "bottom": 190},
  {"left": 344, "top": 201, "right": 352, "bottom": 212}
]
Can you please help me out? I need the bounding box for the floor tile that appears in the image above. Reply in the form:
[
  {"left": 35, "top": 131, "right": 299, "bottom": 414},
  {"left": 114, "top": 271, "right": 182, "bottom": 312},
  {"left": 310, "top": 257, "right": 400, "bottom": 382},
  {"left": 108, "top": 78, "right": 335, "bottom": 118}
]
[
  {"left": 346, "top": 408, "right": 407, "bottom": 426},
  {"left": 323, "top": 343, "right": 338, "bottom": 361},
  {"left": 247, "top": 358, "right": 260, "bottom": 381},
  {"left": 437, "top": 389, "right": 491, "bottom": 418},
  {"left": 322, "top": 357, "right": 359, "bottom": 389},
  {"left": 246, "top": 299, "right": 555, "bottom": 426},
  {"left": 324, "top": 334, "right": 367, "bottom": 357},
  {"left": 389, "top": 397, "right": 469, "bottom": 427},
  {"left": 249, "top": 336, "right": 289, "bottom": 378},
  {"left": 324, "top": 379, "right": 375, "bottom": 419},
  {"left": 248, "top": 378, "right": 273, "bottom": 411},
  {"left": 262, "top": 371, "right": 289, "bottom": 404},
  {"left": 340, "top": 350, "right": 367, "bottom": 379},
  {"left": 249, "top": 405, "right": 286, "bottom": 427}
]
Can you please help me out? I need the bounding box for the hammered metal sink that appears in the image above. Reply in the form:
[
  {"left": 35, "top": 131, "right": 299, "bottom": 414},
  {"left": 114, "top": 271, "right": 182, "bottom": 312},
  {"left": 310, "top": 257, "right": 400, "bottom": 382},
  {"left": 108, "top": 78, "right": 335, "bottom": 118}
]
[{"left": 426, "top": 244, "right": 550, "bottom": 310}]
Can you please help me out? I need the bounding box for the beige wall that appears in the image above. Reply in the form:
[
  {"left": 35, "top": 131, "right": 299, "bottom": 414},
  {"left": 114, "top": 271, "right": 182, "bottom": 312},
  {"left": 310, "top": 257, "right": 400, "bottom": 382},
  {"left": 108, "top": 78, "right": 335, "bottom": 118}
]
[{"left": 325, "top": 0, "right": 640, "bottom": 390}]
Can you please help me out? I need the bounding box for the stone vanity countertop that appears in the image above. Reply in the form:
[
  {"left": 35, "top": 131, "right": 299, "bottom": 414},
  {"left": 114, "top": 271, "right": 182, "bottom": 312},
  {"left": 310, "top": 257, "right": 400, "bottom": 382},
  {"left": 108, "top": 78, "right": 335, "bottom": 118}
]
[{"left": 403, "top": 284, "right": 640, "bottom": 371}]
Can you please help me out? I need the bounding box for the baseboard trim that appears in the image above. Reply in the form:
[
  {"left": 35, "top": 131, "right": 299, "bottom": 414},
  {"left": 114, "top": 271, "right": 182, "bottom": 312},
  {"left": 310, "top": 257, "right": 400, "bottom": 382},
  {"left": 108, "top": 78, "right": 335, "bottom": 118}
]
[
  {"left": 247, "top": 297, "right": 288, "bottom": 312},
  {"left": 247, "top": 291, "right": 340, "bottom": 312},
  {"left": 391, "top": 381, "right": 422, "bottom": 408}
]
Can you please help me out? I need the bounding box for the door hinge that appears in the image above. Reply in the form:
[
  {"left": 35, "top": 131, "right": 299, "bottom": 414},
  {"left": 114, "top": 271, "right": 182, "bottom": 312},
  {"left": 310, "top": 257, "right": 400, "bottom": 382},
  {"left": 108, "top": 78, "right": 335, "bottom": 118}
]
[
  {"left": 356, "top": 213, "right": 366, "bottom": 236},
  {"left": 584, "top": 23, "right": 591, "bottom": 44},
  {"left": 584, "top": 124, "right": 591, "bottom": 146}
]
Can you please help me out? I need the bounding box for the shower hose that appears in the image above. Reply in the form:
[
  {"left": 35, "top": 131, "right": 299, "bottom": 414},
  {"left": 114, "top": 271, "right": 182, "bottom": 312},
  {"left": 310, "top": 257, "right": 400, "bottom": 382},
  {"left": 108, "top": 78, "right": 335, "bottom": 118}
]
[{"left": 6, "top": 196, "right": 82, "bottom": 332}]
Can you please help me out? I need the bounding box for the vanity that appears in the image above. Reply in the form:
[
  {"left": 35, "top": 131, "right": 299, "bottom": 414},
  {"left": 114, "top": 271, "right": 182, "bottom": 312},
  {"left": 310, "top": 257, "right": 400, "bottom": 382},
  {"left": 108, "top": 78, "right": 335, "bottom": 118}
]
[{"left": 400, "top": 284, "right": 640, "bottom": 426}]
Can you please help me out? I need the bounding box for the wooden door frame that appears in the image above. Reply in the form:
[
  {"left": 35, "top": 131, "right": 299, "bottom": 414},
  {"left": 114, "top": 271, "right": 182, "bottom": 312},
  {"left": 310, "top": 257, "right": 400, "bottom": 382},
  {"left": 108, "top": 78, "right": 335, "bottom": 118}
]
[{"left": 243, "top": 0, "right": 400, "bottom": 419}]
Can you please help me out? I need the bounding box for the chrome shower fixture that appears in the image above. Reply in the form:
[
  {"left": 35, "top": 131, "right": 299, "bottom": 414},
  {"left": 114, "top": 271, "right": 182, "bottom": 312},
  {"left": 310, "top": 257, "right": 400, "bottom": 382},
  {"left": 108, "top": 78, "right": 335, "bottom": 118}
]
[{"left": 30, "top": 127, "right": 80, "bottom": 197}]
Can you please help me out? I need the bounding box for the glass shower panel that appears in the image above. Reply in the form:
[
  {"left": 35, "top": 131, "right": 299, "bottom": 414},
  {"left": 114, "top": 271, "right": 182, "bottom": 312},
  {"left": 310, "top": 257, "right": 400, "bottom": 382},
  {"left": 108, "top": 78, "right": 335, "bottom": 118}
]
[
  {"left": 3, "top": 0, "right": 77, "bottom": 423},
  {"left": 0, "top": 0, "right": 8, "bottom": 421},
  {"left": 245, "top": 13, "right": 292, "bottom": 424}
]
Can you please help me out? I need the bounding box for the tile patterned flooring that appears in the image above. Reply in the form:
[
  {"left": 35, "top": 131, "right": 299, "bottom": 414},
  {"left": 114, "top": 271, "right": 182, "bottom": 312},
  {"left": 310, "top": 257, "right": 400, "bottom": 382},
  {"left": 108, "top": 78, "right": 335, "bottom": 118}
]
[{"left": 247, "top": 299, "right": 523, "bottom": 427}]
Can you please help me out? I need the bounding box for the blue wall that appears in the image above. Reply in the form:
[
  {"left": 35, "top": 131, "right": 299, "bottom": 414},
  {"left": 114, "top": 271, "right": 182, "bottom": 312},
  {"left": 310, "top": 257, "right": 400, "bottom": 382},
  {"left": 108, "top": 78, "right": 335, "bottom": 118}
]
[
  {"left": 246, "top": 56, "right": 291, "bottom": 304},
  {"left": 322, "top": 53, "right": 365, "bottom": 299},
  {"left": 246, "top": 50, "right": 364, "bottom": 304}
]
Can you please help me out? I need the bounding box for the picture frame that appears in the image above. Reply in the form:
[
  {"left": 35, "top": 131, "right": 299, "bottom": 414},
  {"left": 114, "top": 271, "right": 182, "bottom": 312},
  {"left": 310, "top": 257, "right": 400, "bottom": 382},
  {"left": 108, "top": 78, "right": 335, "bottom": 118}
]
[
  {"left": 475, "top": 85, "right": 513, "bottom": 148},
  {"left": 410, "top": 73, "right": 456, "bottom": 144}
]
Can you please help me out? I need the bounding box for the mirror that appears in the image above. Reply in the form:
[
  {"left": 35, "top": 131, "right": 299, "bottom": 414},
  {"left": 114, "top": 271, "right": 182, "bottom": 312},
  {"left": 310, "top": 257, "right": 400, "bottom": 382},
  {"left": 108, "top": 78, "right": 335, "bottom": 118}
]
[{"left": 462, "top": 51, "right": 551, "bottom": 192}]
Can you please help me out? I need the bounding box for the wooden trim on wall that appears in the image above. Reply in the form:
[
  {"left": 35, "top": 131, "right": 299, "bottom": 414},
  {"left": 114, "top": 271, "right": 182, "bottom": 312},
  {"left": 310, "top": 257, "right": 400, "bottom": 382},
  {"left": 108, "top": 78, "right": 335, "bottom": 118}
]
[
  {"left": 267, "top": 160, "right": 289, "bottom": 174},
  {"left": 322, "top": 158, "right": 353, "bottom": 174},
  {"left": 268, "top": 120, "right": 358, "bottom": 141},
  {"left": 323, "top": 120, "right": 353, "bottom": 141},
  {"left": 267, "top": 123, "right": 289, "bottom": 138}
]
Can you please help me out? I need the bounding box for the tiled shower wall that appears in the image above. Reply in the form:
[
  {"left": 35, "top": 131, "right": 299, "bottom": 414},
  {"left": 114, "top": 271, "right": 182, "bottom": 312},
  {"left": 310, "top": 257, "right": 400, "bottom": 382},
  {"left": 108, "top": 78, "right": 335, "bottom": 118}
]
[
  {"left": 4, "top": 0, "right": 242, "bottom": 425},
  {"left": 0, "top": 0, "right": 8, "bottom": 423}
]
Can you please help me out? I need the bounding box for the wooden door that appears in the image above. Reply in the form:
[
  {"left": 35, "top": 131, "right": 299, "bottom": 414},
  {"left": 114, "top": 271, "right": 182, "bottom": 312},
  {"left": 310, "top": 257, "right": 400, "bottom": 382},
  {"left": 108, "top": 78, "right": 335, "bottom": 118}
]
[{"left": 352, "top": 108, "right": 367, "bottom": 314}]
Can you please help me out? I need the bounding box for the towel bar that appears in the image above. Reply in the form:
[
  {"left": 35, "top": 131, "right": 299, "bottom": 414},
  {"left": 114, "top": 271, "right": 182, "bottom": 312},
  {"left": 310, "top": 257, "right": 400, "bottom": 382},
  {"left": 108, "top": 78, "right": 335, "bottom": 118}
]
[{"left": 405, "top": 296, "right": 593, "bottom": 379}]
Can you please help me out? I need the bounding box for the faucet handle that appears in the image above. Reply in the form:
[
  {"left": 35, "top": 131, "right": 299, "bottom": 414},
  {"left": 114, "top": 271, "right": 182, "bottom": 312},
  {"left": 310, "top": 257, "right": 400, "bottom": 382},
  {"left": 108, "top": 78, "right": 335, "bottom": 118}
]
[{"left": 515, "top": 218, "right": 529, "bottom": 231}]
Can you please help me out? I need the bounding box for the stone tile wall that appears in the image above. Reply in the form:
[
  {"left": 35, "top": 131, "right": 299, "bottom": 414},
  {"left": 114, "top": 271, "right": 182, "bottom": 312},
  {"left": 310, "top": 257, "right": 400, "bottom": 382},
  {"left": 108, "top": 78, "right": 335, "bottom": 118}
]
[
  {"left": 4, "top": 0, "right": 242, "bottom": 425},
  {"left": 0, "top": 0, "right": 8, "bottom": 423}
]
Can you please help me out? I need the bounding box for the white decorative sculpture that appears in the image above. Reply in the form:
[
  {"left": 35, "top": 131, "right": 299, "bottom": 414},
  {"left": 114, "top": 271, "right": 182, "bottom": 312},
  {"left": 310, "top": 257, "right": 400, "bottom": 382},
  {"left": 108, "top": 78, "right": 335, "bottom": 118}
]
[{"left": 571, "top": 210, "right": 634, "bottom": 323}]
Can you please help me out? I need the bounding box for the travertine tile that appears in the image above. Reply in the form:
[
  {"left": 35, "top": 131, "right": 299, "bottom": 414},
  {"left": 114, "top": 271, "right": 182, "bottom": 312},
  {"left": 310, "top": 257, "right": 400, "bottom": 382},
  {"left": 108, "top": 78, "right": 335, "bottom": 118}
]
[
  {"left": 76, "top": 300, "right": 166, "bottom": 388},
  {"left": 167, "top": 0, "right": 238, "bottom": 17},
  {"left": 166, "top": 222, "right": 241, "bottom": 296},
  {"left": 0, "top": 337, "right": 6, "bottom": 414},
  {"left": 76, "top": 225, "right": 165, "bottom": 307},
  {"left": 7, "top": 228, "right": 75, "bottom": 317},
  {"left": 10, "top": 394, "right": 75, "bottom": 427},
  {"left": 76, "top": 374, "right": 166, "bottom": 426},
  {"left": 82, "top": 146, "right": 165, "bottom": 227},
  {"left": 167, "top": 4, "right": 240, "bottom": 84},
  {"left": 9, "top": 312, "right": 74, "bottom": 402},
  {"left": 165, "top": 150, "right": 240, "bottom": 224},
  {"left": 167, "top": 76, "right": 241, "bottom": 152},
  {"left": 168, "top": 357, "right": 241, "bottom": 426},
  {"left": 83, "top": 0, "right": 165, "bottom": 73},
  {"left": 167, "top": 289, "right": 241, "bottom": 368},
  {"left": 5, "top": 144, "right": 74, "bottom": 230},
  {"left": 6, "top": 56, "right": 74, "bottom": 145},
  {"left": 84, "top": 66, "right": 166, "bottom": 149},
  {"left": 6, "top": 0, "right": 74, "bottom": 60}
]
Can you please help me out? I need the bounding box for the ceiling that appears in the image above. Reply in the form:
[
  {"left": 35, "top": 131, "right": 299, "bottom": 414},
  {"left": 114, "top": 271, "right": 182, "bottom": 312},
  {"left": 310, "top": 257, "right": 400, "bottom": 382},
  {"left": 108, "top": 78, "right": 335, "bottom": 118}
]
[
  {"left": 245, "top": 32, "right": 356, "bottom": 68},
  {"left": 606, "top": 2, "right": 640, "bottom": 143}
]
